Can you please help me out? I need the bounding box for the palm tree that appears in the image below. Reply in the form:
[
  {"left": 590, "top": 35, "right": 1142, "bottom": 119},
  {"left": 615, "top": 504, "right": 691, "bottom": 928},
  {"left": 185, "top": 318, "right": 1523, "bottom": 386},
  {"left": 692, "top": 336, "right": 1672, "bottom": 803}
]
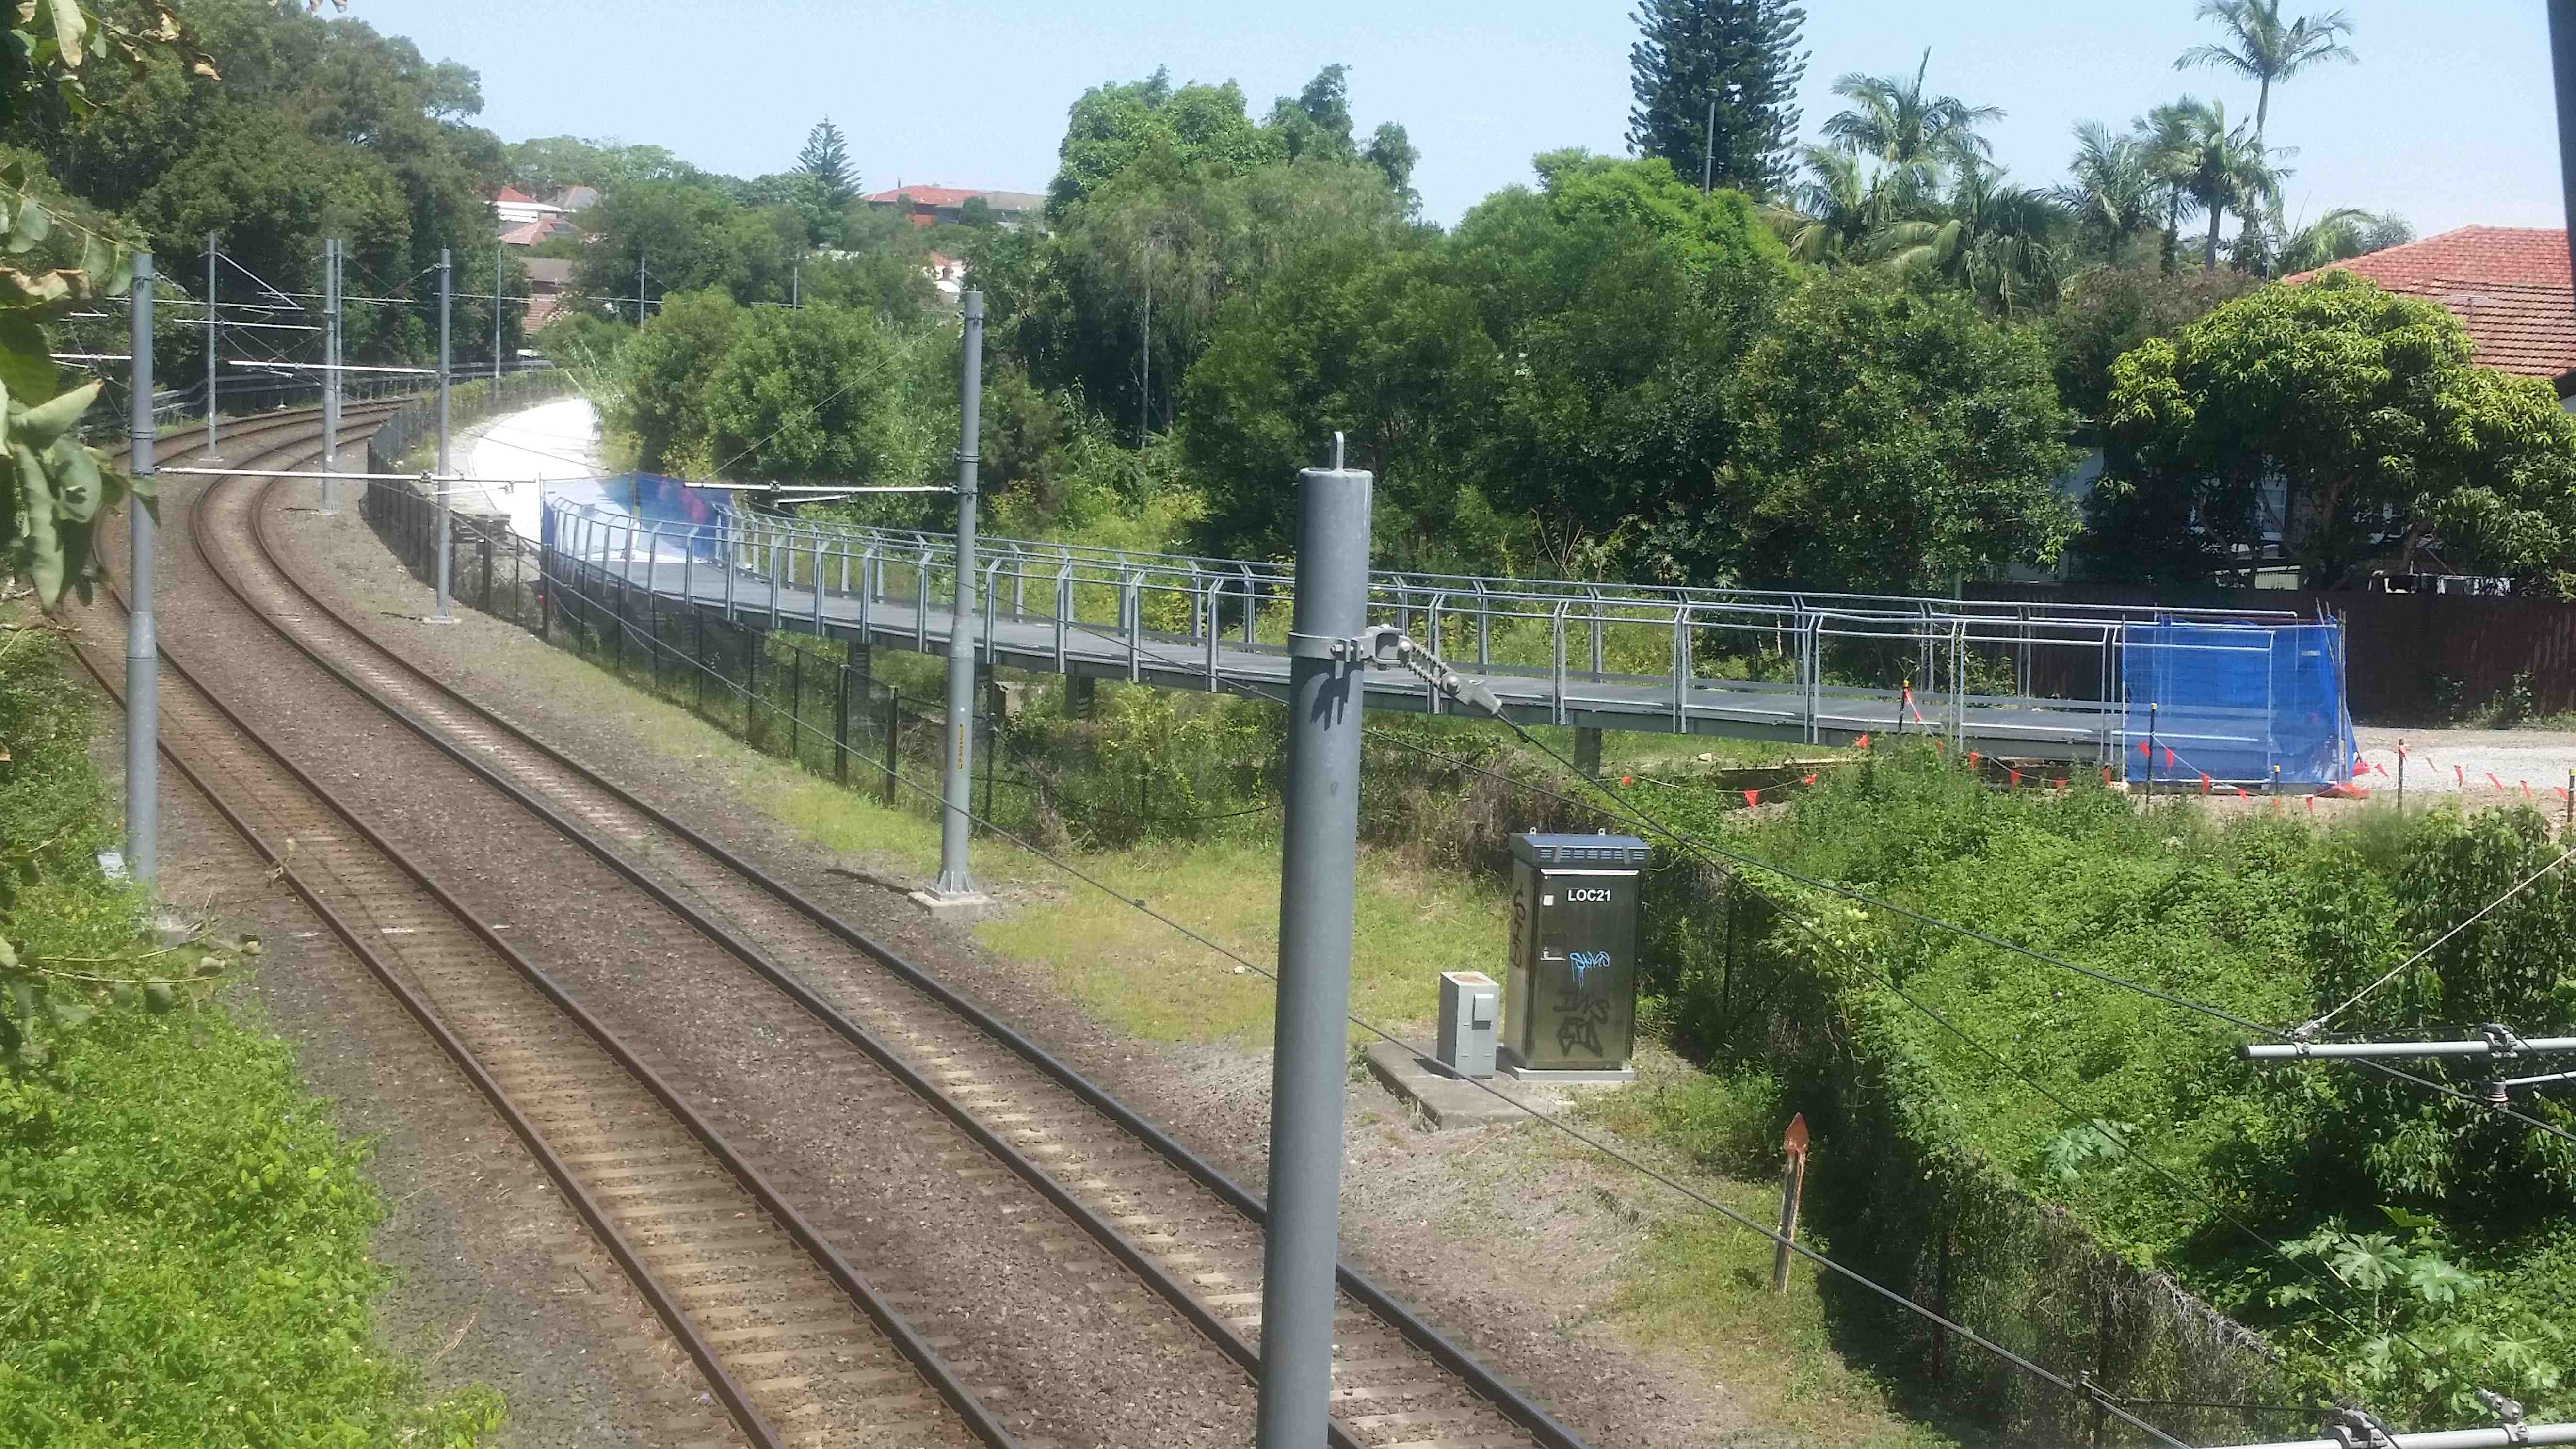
[
  {"left": 2174, "top": 0, "right": 2357, "bottom": 147},
  {"left": 2055, "top": 121, "right": 2158, "bottom": 263},
  {"left": 1763, "top": 146, "right": 1877, "bottom": 263},
  {"left": 2134, "top": 100, "right": 2208, "bottom": 273},
  {"left": 2273, "top": 207, "right": 2411, "bottom": 273},
  {"left": 2176, "top": 0, "right": 2354, "bottom": 258},
  {"left": 1882, "top": 163, "right": 2070, "bottom": 316},
  {"left": 2166, "top": 97, "right": 2279, "bottom": 270},
  {"left": 1821, "top": 48, "right": 2005, "bottom": 183}
]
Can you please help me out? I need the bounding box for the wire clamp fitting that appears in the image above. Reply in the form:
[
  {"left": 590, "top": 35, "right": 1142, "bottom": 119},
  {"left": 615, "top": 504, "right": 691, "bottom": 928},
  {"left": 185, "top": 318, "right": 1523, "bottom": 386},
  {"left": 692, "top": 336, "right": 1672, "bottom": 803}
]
[
  {"left": 2479, "top": 1022, "right": 2530, "bottom": 1058},
  {"left": 1286, "top": 625, "right": 1408, "bottom": 673},
  {"left": 2478, "top": 1388, "right": 2529, "bottom": 1443}
]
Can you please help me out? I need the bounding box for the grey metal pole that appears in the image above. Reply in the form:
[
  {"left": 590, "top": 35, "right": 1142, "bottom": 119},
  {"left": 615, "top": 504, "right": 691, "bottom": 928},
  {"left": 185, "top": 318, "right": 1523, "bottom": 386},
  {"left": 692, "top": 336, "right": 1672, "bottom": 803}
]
[
  {"left": 931, "top": 291, "right": 986, "bottom": 900},
  {"left": 126, "top": 253, "right": 160, "bottom": 891},
  {"left": 322, "top": 238, "right": 340, "bottom": 515},
  {"left": 638, "top": 252, "right": 646, "bottom": 325},
  {"left": 2549, "top": 0, "right": 2576, "bottom": 286},
  {"left": 1703, "top": 93, "right": 1717, "bottom": 193},
  {"left": 203, "top": 231, "right": 219, "bottom": 458},
  {"left": 1253, "top": 457, "right": 1373, "bottom": 1449},
  {"left": 494, "top": 244, "right": 504, "bottom": 383},
  {"left": 431, "top": 247, "right": 455, "bottom": 624}
]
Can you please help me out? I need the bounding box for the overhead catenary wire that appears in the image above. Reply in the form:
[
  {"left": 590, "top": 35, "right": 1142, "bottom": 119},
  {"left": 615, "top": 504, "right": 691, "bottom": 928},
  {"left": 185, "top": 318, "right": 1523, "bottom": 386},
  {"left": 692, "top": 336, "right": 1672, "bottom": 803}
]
[{"left": 2297, "top": 842, "right": 2576, "bottom": 1036}]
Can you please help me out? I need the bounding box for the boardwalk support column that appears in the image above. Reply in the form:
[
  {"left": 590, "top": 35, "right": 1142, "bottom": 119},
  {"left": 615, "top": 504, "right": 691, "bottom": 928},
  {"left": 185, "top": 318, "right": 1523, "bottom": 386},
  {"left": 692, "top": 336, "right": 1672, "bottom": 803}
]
[
  {"left": 916, "top": 290, "right": 990, "bottom": 918},
  {"left": 1255, "top": 457, "right": 1373, "bottom": 1449},
  {"left": 126, "top": 252, "right": 159, "bottom": 890},
  {"left": 428, "top": 247, "right": 455, "bottom": 625},
  {"left": 1574, "top": 726, "right": 1602, "bottom": 778}
]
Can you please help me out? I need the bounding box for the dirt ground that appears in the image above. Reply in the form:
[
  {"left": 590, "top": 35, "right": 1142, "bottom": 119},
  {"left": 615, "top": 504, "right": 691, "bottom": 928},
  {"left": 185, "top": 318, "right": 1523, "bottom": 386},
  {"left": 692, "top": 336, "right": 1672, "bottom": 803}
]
[{"left": 248, "top": 452, "right": 1893, "bottom": 1442}]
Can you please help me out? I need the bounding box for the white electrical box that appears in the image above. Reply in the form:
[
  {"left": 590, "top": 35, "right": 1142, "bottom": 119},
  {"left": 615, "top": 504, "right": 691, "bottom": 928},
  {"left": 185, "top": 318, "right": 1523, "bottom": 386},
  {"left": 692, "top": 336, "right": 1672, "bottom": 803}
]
[{"left": 1434, "top": 970, "right": 1500, "bottom": 1079}]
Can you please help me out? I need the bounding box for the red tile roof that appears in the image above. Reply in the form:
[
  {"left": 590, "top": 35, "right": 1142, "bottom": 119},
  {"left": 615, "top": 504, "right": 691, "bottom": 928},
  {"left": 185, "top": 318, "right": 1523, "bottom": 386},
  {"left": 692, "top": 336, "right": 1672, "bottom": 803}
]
[
  {"left": 2285, "top": 226, "right": 2576, "bottom": 386},
  {"left": 864, "top": 186, "right": 984, "bottom": 208},
  {"left": 493, "top": 185, "right": 539, "bottom": 206}
]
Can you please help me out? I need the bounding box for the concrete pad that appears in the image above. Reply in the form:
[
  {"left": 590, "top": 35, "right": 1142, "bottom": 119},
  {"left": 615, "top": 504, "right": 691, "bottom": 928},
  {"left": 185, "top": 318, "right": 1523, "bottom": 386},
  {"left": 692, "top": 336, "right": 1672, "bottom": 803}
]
[
  {"left": 1498, "top": 1056, "right": 1635, "bottom": 1085},
  {"left": 1362, "top": 1040, "right": 1526, "bottom": 1130},
  {"left": 908, "top": 888, "right": 997, "bottom": 922}
]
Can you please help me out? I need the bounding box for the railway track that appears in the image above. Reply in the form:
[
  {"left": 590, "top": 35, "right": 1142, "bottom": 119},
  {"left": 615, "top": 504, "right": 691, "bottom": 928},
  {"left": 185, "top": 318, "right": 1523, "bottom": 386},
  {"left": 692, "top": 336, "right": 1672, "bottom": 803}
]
[
  {"left": 110, "top": 408, "right": 1589, "bottom": 1449},
  {"left": 83, "top": 423, "right": 1012, "bottom": 1449}
]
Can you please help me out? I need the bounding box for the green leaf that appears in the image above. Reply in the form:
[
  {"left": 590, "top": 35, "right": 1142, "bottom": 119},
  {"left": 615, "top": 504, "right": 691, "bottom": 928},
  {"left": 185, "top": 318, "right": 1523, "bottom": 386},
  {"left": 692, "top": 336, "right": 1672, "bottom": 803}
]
[
  {"left": 46, "top": 0, "right": 83, "bottom": 69},
  {"left": 47, "top": 998, "right": 91, "bottom": 1030},
  {"left": 142, "top": 980, "right": 173, "bottom": 1014},
  {"left": 0, "top": 935, "right": 16, "bottom": 969},
  {"left": 0, "top": 309, "right": 55, "bottom": 405},
  {"left": 15, "top": 377, "right": 97, "bottom": 447},
  {"left": 45, "top": 436, "right": 101, "bottom": 522},
  {"left": 6, "top": 193, "right": 48, "bottom": 250}
]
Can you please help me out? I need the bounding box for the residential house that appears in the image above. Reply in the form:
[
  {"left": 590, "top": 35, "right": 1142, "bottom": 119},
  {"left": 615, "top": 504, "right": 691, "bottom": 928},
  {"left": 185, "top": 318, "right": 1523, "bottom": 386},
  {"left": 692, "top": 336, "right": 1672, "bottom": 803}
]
[
  {"left": 862, "top": 185, "right": 1041, "bottom": 228},
  {"left": 2284, "top": 225, "right": 2576, "bottom": 409},
  {"left": 521, "top": 258, "right": 574, "bottom": 330},
  {"left": 924, "top": 252, "right": 966, "bottom": 298},
  {"left": 492, "top": 185, "right": 565, "bottom": 227}
]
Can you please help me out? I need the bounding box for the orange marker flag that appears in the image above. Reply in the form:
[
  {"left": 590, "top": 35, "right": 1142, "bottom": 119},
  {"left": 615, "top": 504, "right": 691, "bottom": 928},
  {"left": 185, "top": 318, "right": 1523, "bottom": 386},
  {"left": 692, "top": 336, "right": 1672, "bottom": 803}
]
[
  {"left": 1743, "top": 788, "right": 1761, "bottom": 807},
  {"left": 2371, "top": 761, "right": 2388, "bottom": 777},
  {"left": 2199, "top": 773, "right": 2211, "bottom": 794},
  {"left": 1801, "top": 773, "right": 1819, "bottom": 786},
  {"left": 2487, "top": 772, "right": 2505, "bottom": 791},
  {"left": 2456, "top": 765, "right": 2466, "bottom": 787},
  {"left": 2164, "top": 747, "right": 2176, "bottom": 770},
  {"left": 2101, "top": 766, "right": 2113, "bottom": 786},
  {"left": 2304, "top": 796, "right": 2316, "bottom": 816},
  {"left": 2052, "top": 777, "right": 2068, "bottom": 792},
  {"left": 1967, "top": 750, "right": 1980, "bottom": 767},
  {"left": 2137, "top": 740, "right": 2151, "bottom": 757},
  {"left": 2234, "top": 786, "right": 2250, "bottom": 798},
  {"left": 2521, "top": 780, "right": 2534, "bottom": 800},
  {"left": 1856, "top": 732, "right": 1871, "bottom": 751},
  {"left": 2009, "top": 768, "right": 2022, "bottom": 786}
]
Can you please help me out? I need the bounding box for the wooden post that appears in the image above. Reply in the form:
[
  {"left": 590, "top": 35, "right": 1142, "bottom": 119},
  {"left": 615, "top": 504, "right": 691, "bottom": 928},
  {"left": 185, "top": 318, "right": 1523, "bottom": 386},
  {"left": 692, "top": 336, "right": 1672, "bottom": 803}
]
[
  {"left": 882, "top": 688, "right": 901, "bottom": 808},
  {"left": 1771, "top": 1112, "right": 1809, "bottom": 1293}
]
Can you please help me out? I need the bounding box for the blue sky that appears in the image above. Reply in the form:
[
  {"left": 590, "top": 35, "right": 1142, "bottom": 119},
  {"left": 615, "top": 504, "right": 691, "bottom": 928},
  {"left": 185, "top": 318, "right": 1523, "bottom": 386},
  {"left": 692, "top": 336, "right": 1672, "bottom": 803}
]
[{"left": 354, "top": 0, "right": 2560, "bottom": 238}]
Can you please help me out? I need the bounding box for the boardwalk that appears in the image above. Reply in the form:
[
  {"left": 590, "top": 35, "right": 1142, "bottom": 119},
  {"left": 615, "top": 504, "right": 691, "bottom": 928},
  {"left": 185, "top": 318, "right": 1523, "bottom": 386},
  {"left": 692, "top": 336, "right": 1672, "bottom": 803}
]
[{"left": 546, "top": 500, "right": 2344, "bottom": 773}]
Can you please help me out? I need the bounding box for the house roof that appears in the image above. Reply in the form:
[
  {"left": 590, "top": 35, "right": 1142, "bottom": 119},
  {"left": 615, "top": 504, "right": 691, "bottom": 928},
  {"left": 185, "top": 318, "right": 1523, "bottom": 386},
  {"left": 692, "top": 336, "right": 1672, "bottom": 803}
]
[
  {"left": 2285, "top": 225, "right": 2576, "bottom": 386},
  {"left": 496, "top": 216, "right": 576, "bottom": 247},
  {"left": 494, "top": 185, "right": 539, "bottom": 206},
  {"left": 865, "top": 185, "right": 984, "bottom": 209}
]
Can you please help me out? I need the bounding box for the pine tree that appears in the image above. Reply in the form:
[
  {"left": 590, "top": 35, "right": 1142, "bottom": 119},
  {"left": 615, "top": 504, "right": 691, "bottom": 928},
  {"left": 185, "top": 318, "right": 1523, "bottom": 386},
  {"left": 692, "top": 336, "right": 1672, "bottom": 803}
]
[
  {"left": 1626, "top": 0, "right": 1808, "bottom": 198},
  {"left": 797, "top": 117, "right": 856, "bottom": 210}
]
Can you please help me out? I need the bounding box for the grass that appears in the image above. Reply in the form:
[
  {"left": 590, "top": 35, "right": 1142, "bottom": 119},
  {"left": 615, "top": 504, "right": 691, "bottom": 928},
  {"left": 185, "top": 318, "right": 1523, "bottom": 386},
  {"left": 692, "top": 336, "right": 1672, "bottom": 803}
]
[
  {"left": 1556, "top": 1058, "right": 1961, "bottom": 1448},
  {"left": 0, "top": 614, "right": 502, "bottom": 1446},
  {"left": 572, "top": 656, "right": 1511, "bottom": 1044}
]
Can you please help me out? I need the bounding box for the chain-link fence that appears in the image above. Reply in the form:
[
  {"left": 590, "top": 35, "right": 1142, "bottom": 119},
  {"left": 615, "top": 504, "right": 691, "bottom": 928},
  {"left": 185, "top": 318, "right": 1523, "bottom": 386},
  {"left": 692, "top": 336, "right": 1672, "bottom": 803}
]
[{"left": 359, "top": 369, "right": 579, "bottom": 630}]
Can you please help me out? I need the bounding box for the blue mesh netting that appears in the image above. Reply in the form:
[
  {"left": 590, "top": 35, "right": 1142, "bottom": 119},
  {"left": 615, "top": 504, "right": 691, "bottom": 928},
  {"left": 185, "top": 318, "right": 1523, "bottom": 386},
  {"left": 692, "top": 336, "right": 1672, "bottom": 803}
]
[
  {"left": 603, "top": 472, "right": 725, "bottom": 556},
  {"left": 2122, "top": 622, "right": 2357, "bottom": 788}
]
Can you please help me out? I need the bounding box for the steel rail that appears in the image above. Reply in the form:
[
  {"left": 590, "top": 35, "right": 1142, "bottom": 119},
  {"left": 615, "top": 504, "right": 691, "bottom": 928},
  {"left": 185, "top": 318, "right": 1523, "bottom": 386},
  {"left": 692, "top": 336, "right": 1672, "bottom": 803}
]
[
  {"left": 234, "top": 457, "right": 1594, "bottom": 1449},
  {"left": 75, "top": 429, "right": 786, "bottom": 1449},
  {"left": 107, "top": 423, "right": 1019, "bottom": 1449},
  {"left": 208, "top": 467, "right": 1385, "bottom": 1449}
]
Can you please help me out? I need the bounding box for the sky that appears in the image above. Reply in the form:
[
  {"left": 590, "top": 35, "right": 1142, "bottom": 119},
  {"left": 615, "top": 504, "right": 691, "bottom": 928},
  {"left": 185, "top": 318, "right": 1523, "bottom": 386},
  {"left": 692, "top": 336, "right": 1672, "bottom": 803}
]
[{"left": 348, "top": 0, "right": 2562, "bottom": 239}]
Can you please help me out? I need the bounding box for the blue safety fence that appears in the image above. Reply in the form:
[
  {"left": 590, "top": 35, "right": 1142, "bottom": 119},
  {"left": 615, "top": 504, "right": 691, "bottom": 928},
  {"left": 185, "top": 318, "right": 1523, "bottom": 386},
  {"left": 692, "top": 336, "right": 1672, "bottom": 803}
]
[
  {"left": 2121, "top": 621, "right": 2357, "bottom": 787},
  {"left": 597, "top": 471, "right": 727, "bottom": 557}
]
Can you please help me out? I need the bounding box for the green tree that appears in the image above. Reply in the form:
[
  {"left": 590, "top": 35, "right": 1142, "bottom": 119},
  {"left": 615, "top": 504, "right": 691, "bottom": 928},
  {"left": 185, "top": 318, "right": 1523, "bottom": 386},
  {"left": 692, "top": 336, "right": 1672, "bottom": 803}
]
[
  {"left": 2094, "top": 271, "right": 2576, "bottom": 589},
  {"left": 2043, "top": 263, "right": 2254, "bottom": 418},
  {"left": 702, "top": 305, "right": 913, "bottom": 483},
  {"left": 2273, "top": 206, "right": 2409, "bottom": 273},
  {"left": 1879, "top": 162, "right": 2068, "bottom": 317},
  {"left": 1820, "top": 48, "right": 2001, "bottom": 180},
  {"left": 2175, "top": 0, "right": 2356, "bottom": 149},
  {"left": 1363, "top": 122, "right": 1420, "bottom": 216},
  {"left": 2134, "top": 98, "right": 2210, "bottom": 273},
  {"left": 578, "top": 178, "right": 801, "bottom": 309},
  {"left": 1624, "top": 0, "right": 1809, "bottom": 197},
  {"left": 1182, "top": 155, "right": 1792, "bottom": 575},
  {"left": 2056, "top": 121, "right": 2159, "bottom": 265},
  {"left": 1045, "top": 69, "right": 1281, "bottom": 220},
  {"left": 2175, "top": 1, "right": 2352, "bottom": 262},
  {"left": 615, "top": 289, "right": 741, "bottom": 476},
  {"left": 2163, "top": 96, "right": 2277, "bottom": 270},
  {"left": 796, "top": 116, "right": 856, "bottom": 211},
  {"left": 1702, "top": 271, "right": 2079, "bottom": 592},
  {"left": 1268, "top": 63, "right": 1356, "bottom": 162}
]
